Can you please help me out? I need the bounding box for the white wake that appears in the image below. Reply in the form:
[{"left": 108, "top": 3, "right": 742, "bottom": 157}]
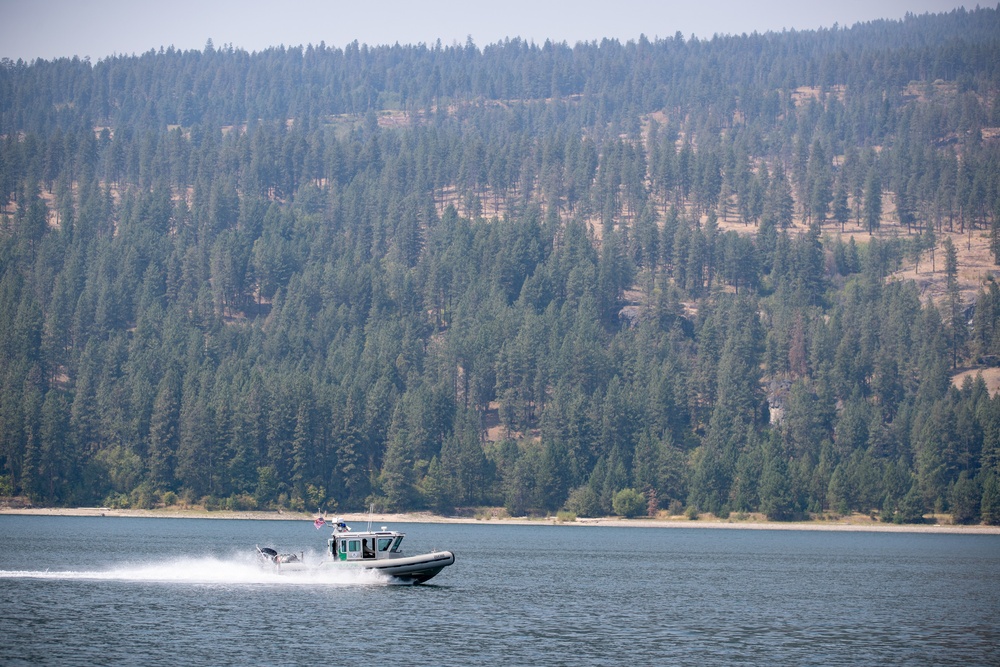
[{"left": 0, "top": 555, "right": 393, "bottom": 586}]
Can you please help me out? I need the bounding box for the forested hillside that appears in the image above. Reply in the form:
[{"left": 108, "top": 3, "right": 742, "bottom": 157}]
[{"left": 2, "top": 7, "right": 1000, "bottom": 523}]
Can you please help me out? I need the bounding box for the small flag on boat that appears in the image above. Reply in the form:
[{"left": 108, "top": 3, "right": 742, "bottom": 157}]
[{"left": 314, "top": 517, "right": 326, "bottom": 529}]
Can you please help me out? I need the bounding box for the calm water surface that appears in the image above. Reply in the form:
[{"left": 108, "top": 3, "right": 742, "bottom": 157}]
[{"left": 1, "top": 515, "right": 997, "bottom": 666}]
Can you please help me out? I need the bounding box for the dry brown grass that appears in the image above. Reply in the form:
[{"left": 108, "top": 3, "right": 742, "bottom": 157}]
[
  {"left": 951, "top": 367, "right": 1000, "bottom": 395},
  {"left": 903, "top": 79, "right": 959, "bottom": 102},
  {"left": 792, "top": 84, "right": 846, "bottom": 107}
]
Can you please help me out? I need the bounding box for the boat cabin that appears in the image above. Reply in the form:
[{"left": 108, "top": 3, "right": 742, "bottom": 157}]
[{"left": 329, "top": 530, "right": 405, "bottom": 562}]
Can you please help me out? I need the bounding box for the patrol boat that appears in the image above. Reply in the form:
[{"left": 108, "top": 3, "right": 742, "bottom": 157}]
[{"left": 256, "top": 517, "right": 455, "bottom": 584}]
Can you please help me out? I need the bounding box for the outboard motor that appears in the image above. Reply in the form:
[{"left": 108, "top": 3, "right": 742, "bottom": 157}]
[
  {"left": 256, "top": 546, "right": 279, "bottom": 564},
  {"left": 256, "top": 546, "right": 301, "bottom": 566}
]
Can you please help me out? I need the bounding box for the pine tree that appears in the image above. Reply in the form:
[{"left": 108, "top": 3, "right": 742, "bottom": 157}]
[
  {"left": 981, "top": 474, "right": 1000, "bottom": 525},
  {"left": 863, "top": 167, "right": 883, "bottom": 234},
  {"left": 943, "top": 237, "right": 967, "bottom": 368}
]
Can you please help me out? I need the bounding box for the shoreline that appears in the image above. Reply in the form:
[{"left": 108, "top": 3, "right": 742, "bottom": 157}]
[{"left": 2, "top": 506, "right": 998, "bottom": 535}]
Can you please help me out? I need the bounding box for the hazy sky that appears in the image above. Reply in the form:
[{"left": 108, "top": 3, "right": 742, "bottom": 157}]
[{"left": 0, "top": 0, "right": 970, "bottom": 62}]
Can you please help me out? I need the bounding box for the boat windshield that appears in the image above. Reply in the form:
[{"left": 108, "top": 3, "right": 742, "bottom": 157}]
[{"left": 377, "top": 537, "right": 393, "bottom": 551}]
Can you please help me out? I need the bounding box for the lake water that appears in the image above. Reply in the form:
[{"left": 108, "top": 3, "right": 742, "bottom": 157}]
[{"left": 1, "top": 516, "right": 997, "bottom": 666}]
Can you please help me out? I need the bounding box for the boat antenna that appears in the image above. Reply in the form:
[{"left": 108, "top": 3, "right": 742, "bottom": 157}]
[{"left": 367, "top": 503, "right": 374, "bottom": 532}]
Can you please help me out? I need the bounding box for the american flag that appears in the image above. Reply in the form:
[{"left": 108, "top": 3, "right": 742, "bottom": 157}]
[{"left": 313, "top": 517, "right": 326, "bottom": 529}]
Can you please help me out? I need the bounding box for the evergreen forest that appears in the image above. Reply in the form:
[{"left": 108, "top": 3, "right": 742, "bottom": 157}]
[{"left": 3, "top": 7, "right": 1000, "bottom": 524}]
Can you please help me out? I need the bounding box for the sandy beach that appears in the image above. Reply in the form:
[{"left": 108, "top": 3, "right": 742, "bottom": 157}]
[{"left": 2, "top": 505, "right": 998, "bottom": 534}]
